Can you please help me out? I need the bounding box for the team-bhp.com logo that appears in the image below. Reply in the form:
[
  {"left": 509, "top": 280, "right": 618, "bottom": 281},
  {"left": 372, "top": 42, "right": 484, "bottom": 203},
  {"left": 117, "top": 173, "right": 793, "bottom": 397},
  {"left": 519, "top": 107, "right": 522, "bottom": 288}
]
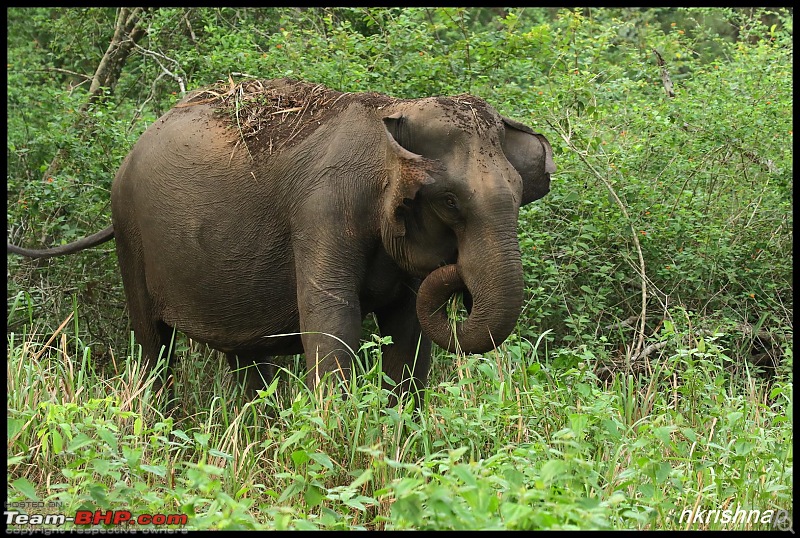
[{"left": 6, "top": 508, "right": 188, "bottom": 529}]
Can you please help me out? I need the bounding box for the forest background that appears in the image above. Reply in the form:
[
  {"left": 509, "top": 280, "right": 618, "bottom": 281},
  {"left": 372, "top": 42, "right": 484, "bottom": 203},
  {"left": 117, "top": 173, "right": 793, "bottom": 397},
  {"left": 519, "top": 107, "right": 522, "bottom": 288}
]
[{"left": 6, "top": 7, "right": 793, "bottom": 531}]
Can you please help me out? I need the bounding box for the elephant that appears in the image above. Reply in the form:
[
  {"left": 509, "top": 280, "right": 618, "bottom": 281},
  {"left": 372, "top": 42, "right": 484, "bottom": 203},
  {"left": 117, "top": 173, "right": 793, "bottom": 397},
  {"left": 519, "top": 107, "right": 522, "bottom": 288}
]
[{"left": 7, "top": 77, "right": 555, "bottom": 403}]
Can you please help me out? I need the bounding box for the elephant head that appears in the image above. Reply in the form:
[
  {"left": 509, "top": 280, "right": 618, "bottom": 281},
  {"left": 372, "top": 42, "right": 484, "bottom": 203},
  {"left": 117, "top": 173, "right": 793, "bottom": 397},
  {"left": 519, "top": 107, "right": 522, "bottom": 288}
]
[{"left": 377, "top": 96, "right": 555, "bottom": 353}]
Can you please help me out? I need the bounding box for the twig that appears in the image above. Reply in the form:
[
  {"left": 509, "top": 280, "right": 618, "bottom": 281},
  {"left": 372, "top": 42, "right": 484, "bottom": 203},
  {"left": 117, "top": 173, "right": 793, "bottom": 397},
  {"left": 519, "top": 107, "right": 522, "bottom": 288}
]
[
  {"left": 653, "top": 49, "right": 675, "bottom": 98},
  {"left": 270, "top": 107, "right": 303, "bottom": 115},
  {"left": 605, "top": 315, "right": 639, "bottom": 332},
  {"left": 31, "top": 313, "right": 75, "bottom": 363},
  {"left": 629, "top": 341, "right": 668, "bottom": 363},
  {"left": 132, "top": 42, "right": 186, "bottom": 95},
  {"left": 131, "top": 71, "right": 166, "bottom": 128},
  {"left": 183, "top": 9, "right": 197, "bottom": 45},
  {"left": 546, "top": 119, "right": 649, "bottom": 361},
  {"left": 231, "top": 81, "right": 253, "bottom": 160},
  {"left": 35, "top": 67, "right": 92, "bottom": 81}
]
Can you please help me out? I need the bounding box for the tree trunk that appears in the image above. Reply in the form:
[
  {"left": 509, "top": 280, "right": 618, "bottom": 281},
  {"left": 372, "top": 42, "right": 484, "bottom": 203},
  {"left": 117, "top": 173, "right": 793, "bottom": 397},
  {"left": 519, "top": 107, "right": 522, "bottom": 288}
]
[
  {"left": 89, "top": 8, "right": 149, "bottom": 99},
  {"left": 43, "top": 7, "right": 149, "bottom": 181}
]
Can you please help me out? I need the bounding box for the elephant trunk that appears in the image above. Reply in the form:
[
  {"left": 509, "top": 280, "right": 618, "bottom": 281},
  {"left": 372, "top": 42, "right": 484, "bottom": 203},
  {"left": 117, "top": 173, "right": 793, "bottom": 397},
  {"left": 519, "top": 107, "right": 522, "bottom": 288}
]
[{"left": 416, "top": 227, "right": 524, "bottom": 354}]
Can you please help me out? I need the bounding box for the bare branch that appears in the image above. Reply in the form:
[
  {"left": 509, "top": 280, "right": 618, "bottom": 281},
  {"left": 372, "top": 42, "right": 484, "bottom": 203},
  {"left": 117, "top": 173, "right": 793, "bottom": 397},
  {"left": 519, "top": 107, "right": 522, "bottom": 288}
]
[
  {"left": 231, "top": 72, "right": 259, "bottom": 79},
  {"left": 35, "top": 67, "right": 92, "bottom": 81},
  {"left": 653, "top": 49, "right": 675, "bottom": 98},
  {"left": 629, "top": 340, "right": 669, "bottom": 363},
  {"left": 130, "top": 71, "right": 167, "bottom": 129},
  {"left": 132, "top": 42, "right": 187, "bottom": 95},
  {"left": 546, "top": 119, "right": 649, "bottom": 361},
  {"left": 183, "top": 9, "right": 197, "bottom": 44},
  {"left": 604, "top": 315, "right": 639, "bottom": 332}
]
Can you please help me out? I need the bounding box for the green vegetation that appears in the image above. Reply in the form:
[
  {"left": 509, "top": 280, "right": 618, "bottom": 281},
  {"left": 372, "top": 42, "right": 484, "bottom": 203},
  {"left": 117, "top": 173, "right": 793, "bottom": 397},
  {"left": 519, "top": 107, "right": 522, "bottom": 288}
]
[{"left": 7, "top": 7, "right": 792, "bottom": 530}]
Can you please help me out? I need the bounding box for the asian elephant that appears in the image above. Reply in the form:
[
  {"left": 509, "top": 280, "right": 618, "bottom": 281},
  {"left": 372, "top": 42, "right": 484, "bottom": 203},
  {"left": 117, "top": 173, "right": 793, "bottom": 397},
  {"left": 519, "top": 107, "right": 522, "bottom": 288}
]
[{"left": 7, "top": 78, "right": 555, "bottom": 402}]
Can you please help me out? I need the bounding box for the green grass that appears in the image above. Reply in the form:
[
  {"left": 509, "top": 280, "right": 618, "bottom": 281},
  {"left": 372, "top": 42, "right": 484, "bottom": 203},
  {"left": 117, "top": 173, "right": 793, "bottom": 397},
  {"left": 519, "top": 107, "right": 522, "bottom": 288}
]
[{"left": 6, "top": 306, "right": 792, "bottom": 530}]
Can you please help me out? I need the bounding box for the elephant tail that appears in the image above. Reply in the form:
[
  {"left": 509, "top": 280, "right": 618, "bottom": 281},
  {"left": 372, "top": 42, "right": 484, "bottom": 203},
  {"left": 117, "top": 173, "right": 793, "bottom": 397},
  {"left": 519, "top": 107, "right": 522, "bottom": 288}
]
[{"left": 7, "top": 225, "right": 115, "bottom": 259}]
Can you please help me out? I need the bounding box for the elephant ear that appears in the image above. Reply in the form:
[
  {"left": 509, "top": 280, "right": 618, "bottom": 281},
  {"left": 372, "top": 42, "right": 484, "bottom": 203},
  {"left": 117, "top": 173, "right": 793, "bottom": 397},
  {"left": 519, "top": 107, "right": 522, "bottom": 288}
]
[
  {"left": 501, "top": 116, "right": 556, "bottom": 205},
  {"left": 381, "top": 113, "right": 440, "bottom": 238}
]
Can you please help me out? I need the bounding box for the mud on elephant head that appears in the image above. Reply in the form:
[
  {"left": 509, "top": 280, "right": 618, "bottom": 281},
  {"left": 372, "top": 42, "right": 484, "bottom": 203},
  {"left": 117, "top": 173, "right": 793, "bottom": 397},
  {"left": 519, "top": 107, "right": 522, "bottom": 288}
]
[{"left": 7, "top": 77, "right": 555, "bottom": 398}]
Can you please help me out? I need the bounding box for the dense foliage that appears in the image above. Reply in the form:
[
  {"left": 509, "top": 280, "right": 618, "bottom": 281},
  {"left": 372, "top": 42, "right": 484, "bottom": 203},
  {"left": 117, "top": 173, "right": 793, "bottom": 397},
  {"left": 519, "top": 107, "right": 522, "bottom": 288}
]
[{"left": 6, "top": 7, "right": 792, "bottom": 531}]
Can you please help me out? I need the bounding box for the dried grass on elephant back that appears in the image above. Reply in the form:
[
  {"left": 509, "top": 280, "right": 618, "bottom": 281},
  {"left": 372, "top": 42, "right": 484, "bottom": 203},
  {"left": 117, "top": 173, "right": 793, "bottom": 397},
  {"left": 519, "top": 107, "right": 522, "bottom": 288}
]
[
  {"left": 180, "top": 77, "right": 499, "bottom": 156},
  {"left": 181, "top": 77, "right": 391, "bottom": 155}
]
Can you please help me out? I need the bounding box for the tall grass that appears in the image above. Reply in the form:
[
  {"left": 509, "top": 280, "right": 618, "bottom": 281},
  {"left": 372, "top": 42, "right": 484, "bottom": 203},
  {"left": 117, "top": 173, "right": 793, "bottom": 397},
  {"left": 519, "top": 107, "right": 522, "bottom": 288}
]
[{"left": 6, "top": 304, "right": 792, "bottom": 530}]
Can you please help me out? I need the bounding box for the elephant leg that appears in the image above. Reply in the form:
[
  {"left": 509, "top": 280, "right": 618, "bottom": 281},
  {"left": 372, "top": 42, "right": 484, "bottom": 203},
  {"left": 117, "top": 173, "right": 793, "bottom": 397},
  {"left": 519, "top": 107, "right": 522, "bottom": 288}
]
[
  {"left": 225, "top": 352, "right": 280, "bottom": 398},
  {"left": 375, "top": 285, "right": 432, "bottom": 408},
  {"left": 299, "top": 312, "right": 362, "bottom": 394},
  {"left": 114, "top": 230, "right": 176, "bottom": 400},
  {"left": 295, "top": 277, "right": 362, "bottom": 394}
]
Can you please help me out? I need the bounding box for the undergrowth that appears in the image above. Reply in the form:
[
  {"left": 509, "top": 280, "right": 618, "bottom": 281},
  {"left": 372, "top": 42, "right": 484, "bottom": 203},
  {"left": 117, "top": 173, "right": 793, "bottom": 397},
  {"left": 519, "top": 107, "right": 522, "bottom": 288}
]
[{"left": 7, "top": 304, "right": 792, "bottom": 530}]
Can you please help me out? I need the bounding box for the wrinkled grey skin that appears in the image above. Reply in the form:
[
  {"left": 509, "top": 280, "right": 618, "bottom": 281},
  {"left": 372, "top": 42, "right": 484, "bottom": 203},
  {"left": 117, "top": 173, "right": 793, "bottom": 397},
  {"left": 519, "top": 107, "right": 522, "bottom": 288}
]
[{"left": 8, "top": 79, "right": 555, "bottom": 402}]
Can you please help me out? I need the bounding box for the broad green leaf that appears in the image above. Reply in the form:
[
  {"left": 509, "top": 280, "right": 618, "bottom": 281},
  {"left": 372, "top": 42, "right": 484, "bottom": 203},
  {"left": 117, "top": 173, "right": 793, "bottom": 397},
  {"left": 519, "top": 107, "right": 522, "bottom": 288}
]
[{"left": 12, "top": 478, "right": 39, "bottom": 501}]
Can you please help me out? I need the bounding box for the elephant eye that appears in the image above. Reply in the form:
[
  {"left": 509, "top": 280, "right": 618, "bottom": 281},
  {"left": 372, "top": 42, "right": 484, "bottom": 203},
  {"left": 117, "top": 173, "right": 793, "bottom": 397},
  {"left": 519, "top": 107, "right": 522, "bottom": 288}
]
[{"left": 443, "top": 194, "right": 459, "bottom": 210}]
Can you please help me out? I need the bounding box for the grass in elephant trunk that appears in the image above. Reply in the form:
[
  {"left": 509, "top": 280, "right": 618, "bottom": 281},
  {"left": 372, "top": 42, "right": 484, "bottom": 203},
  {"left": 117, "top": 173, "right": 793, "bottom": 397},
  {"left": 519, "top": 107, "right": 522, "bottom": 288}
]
[
  {"left": 6, "top": 311, "right": 792, "bottom": 530},
  {"left": 440, "top": 291, "right": 473, "bottom": 355}
]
